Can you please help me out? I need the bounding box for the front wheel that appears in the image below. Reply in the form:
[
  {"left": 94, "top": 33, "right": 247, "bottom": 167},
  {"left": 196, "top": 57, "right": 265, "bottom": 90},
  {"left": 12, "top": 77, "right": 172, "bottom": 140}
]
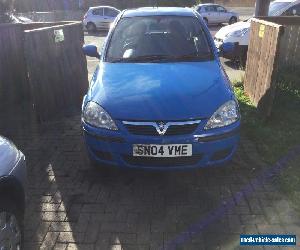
[
  {"left": 86, "top": 22, "right": 96, "bottom": 33},
  {"left": 0, "top": 198, "right": 23, "bottom": 250},
  {"left": 239, "top": 48, "right": 248, "bottom": 69},
  {"left": 229, "top": 16, "right": 237, "bottom": 25}
]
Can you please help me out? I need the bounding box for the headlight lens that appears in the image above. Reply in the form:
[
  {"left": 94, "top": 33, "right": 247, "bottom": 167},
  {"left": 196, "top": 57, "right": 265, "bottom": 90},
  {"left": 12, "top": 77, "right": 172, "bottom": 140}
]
[
  {"left": 227, "top": 28, "right": 249, "bottom": 38},
  {"left": 83, "top": 102, "right": 118, "bottom": 130},
  {"left": 205, "top": 100, "right": 239, "bottom": 130}
]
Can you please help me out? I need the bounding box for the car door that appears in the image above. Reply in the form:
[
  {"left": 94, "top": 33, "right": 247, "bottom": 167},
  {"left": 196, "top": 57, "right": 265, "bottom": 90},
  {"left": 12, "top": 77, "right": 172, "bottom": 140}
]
[
  {"left": 204, "top": 5, "right": 217, "bottom": 23},
  {"left": 103, "top": 8, "right": 119, "bottom": 29},
  {"left": 216, "top": 5, "right": 229, "bottom": 23},
  {"left": 282, "top": 3, "right": 300, "bottom": 16},
  {"left": 91, "top": 8, "right": 105, "bottom": 28}
]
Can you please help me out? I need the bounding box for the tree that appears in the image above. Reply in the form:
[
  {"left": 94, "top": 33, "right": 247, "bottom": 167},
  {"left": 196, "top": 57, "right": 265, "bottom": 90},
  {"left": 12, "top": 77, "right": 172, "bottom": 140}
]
[{"left": 0, "top": 0, "right": 15, "bottom": 23}]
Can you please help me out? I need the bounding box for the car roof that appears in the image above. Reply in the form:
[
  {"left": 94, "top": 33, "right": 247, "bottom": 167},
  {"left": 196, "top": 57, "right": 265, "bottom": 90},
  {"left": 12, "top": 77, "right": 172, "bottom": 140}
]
[
  {"left": 272, "top": 0, "right": 298, "bottom": 2},
  {"left": 89, "top": 6, "right": 120, "bottom": 11},
  {"left": 197, "top": 3, "right": 221, "bottom": 6},
  {"left": 123, "top": 7, "right": 196, "bottom": 18}
]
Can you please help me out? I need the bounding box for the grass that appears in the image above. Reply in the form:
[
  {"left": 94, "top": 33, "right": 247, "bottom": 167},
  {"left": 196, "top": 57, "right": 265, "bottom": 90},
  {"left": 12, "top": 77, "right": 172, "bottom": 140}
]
[{"left": 233, "top": 75, "right": 300, "bottom": 213}]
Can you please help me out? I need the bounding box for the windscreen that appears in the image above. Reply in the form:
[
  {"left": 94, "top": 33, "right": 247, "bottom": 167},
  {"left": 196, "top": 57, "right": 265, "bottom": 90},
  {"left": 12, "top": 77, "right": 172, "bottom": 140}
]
[
  {"left": 268, "top": 2, "right": 291, "bottom": 15},
  {"left": 106, "top": 15, "right": 213, "bottom": 62}
]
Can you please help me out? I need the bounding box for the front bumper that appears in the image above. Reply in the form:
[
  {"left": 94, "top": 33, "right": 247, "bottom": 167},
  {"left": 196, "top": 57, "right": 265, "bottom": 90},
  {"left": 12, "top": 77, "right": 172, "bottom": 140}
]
[{"left": 82, "top": 120, "right": 240, "bottom": 170}]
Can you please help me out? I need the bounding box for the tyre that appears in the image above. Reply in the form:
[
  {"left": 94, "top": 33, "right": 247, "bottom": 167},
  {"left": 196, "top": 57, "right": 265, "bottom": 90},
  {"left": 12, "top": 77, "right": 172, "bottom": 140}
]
[
  {"left": 86, "top": 22, "right": 96, "bottom": 33},
  {"left": 0, "top": 197, "right": 23, "bottom": 250},
  {"left": 203, "top": 18, "right": 208, "bottom": 26},
  {"left": 229, "top": 16, "right": 237, "bottom": 25},
  {"left": 239, "top": 47, "right": 248, "bottom": 69}
]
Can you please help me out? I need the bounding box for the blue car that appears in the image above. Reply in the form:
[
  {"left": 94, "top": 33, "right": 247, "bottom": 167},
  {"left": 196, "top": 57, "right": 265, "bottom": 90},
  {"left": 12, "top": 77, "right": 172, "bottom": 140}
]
[{"left": 82, "top": 7, "right": 240, "bottom": 170}]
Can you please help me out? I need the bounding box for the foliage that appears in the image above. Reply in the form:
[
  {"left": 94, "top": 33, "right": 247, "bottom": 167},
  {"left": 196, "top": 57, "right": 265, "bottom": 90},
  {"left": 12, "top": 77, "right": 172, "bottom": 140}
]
[
  {"left": 234, "top": 78, "right": 300, "bottom": 213},
  {"left": 0, "top": 0, "right": 14, "bottom": 14},
  {"left": 0, "top": 0, "right": 14, "bottom": 23}
]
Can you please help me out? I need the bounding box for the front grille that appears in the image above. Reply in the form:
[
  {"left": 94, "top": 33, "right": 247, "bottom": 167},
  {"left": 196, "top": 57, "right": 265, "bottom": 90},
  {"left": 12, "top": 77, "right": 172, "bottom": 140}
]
[
  {"left": 165, "top": 124, "right": 199, "bottom": 136},
  {"left": 125, "top": 124, "right": 157, "bottom": 136},
  {"left": 124, "top": 122, "right": 199, "bottom": 136},
  {"left": 122, "top": 154, "right": 203, "bottom": 167}
]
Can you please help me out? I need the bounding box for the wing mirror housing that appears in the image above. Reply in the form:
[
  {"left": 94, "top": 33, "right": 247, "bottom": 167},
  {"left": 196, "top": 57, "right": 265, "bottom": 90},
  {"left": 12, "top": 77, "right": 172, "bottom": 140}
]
[
  {"left": 218, "top": 42, "right": 237, "bottom": 57},
  {"left": 82, "top": 44, "right": 100, "bottom": 59}
]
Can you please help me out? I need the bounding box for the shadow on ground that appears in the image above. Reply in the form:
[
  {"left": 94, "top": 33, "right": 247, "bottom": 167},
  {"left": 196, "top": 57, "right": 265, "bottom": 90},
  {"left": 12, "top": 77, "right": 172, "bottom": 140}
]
[{"left": 0, "top": 105, "right": 298, "bottom": 250}]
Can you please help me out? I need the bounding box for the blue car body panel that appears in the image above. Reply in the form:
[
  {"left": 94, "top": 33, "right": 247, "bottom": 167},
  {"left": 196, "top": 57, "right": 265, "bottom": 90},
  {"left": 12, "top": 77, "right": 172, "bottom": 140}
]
[
  {"left": 85, "top": 61, "right": 233, "bottom": 121},
  {"left": 82, "top": 7, "right": 240, "bottom": 170}
]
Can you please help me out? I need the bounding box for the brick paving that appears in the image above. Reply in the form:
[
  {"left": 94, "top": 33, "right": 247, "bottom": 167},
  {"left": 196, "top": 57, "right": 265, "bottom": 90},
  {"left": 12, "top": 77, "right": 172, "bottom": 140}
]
[{"left": 1, "top": 113, "right": 299, "bottom": 250}]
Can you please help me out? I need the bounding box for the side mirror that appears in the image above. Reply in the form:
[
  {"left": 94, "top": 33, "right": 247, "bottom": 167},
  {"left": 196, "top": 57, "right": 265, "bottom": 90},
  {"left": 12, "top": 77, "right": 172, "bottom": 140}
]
[
  {"left": 218, "top": 42, "right": 236, "bottom": 57},
  {"left": 82, "top": 44, "right": 100, "bottom": 59}
]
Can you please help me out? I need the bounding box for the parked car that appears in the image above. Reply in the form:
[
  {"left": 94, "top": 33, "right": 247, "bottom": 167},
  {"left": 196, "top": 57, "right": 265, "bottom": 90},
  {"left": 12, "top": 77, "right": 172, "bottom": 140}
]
[
  {"left": 195, "top": 3, "right": 239, "bottom": 25},
  {"left": 83, "top": 6, "right": 121, "bottom": 32},
  {"left": 81, "top": 7, "right": 240, "bottom": 170},
  {"left": 214, "top": 0, "right": 300, "bottom": 65},
  {"left": 0, "top": 136, "right": 26, "bottom": 249}
]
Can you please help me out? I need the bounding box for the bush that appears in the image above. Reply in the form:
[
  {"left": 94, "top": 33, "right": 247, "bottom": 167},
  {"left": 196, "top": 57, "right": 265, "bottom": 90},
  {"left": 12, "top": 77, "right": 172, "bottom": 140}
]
[
  {"left": 0, "top": 0, "right": 13, "bottom": 14},
  {"left": 0, "top": 0, "right": 14, "bottom": 23}
]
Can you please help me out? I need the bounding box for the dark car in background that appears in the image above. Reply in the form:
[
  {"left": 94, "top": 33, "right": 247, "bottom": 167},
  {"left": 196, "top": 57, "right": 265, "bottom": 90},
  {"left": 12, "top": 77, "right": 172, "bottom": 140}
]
[{"left": 0, "top": 136, "right": 26, "bottom": 250}]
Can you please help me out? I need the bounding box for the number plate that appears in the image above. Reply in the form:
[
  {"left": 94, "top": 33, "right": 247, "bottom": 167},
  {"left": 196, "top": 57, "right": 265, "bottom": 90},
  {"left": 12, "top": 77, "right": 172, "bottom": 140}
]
[{"left": 133, "top": 144, "right": 192, "bottom": 157}]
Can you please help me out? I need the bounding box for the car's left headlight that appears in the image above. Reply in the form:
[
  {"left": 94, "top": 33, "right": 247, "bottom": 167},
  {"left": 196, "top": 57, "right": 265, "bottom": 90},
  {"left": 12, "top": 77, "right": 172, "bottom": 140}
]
[
  {"left": 205, "top": 100, "right": 240, "bottom": 130},
  {"left": 83, "top": 101, "right": 118, "bottom": 130}
]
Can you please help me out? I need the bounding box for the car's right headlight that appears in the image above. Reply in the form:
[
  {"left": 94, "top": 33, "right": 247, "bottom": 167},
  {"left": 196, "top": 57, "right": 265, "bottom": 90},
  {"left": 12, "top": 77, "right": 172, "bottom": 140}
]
[
  {"left": 83, "top": 101, "right": 118, "bottom": 130},
  {"left": 205, "top": 100, "right": 240, "bottom": 130}
]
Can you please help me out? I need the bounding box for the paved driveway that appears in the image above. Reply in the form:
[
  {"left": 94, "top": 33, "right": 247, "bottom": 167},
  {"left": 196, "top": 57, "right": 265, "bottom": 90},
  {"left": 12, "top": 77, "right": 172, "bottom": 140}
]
[{"left": 7, "top": 113, "right": 296, "bottom": 250}]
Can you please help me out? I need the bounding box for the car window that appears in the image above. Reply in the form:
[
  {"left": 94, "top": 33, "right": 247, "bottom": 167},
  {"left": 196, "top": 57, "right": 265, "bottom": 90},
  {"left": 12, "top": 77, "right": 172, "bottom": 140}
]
[
  {"left": 268, "top": 2, "right": 291, "bottom": 16},
  {"left": 106, "top": 16, "right": 213, "bottom": 63},
  {"left": 204, "top": 6, "right": 216, "bottom": 12},
  {"left": 283, "top": 3, "right": 300, "bottom": 16},
  {"left": 92, "top": 8, "right": 103, "bottom": 16},
  {"left": 197, "top": 6, "right": 202, "bottom": 12},
  {"left": 104, "top": 8, "right": 119, "bottom": 17},
  {"left": 216, "top": 6, "right": 226, "bottom": 12}
]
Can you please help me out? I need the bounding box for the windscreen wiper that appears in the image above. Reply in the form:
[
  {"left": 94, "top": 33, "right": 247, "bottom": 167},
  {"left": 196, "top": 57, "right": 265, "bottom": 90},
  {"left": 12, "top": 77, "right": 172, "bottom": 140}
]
[
  {"left": 110, "top": 55, "right": 171, "bottom": 63},
  {"left": 109, "top": 53, "right": 212, "bottom": 63}
]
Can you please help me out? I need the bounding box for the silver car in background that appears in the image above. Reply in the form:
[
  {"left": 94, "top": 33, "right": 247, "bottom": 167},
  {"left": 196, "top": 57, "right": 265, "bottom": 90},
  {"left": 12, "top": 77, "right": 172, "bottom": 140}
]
[
  {"left": 0, "top": 136, "right": 26, "bottom": 250},
  {"left": 83, "top": 6, "right": 120, "bottom": 32},
  {"left": 195, "top": 3, "right": 239, "bottom": 25}
]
